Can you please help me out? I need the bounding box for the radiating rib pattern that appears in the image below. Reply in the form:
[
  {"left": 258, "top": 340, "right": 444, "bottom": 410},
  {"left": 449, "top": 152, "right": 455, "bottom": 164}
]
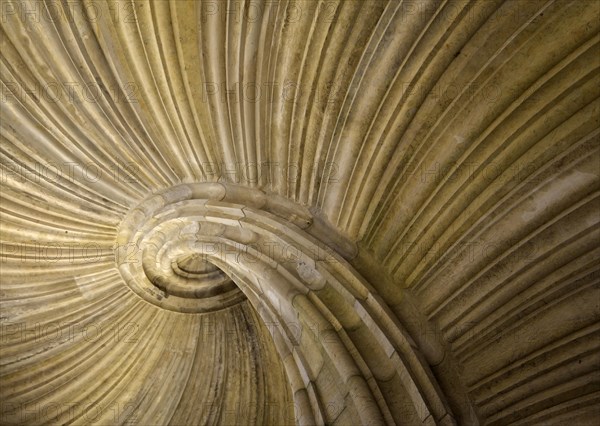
[{"left": 1, "top": 1, "right": 599, "bottom": 424}]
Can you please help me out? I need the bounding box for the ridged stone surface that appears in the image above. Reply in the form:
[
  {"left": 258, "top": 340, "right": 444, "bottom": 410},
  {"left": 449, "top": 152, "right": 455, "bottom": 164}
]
[{"left": 1, "top": 1, "right": 599, "bottom": 425}]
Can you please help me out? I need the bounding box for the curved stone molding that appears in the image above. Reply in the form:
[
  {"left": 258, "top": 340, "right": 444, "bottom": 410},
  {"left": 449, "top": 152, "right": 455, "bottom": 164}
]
[
  {"left": 116, "top": 189, "right": 246, "bottom": 312},
  {"left": 116, "top": 182, "right": 456, "bottom": 424},
  {"left": 1, "top": 0, "right": 599, "bottom": 424}
]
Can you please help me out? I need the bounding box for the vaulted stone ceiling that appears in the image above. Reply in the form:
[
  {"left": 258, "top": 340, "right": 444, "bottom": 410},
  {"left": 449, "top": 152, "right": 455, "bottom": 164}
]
[{"left": 1, "top": 0, "right": 599, "bottom": 425}]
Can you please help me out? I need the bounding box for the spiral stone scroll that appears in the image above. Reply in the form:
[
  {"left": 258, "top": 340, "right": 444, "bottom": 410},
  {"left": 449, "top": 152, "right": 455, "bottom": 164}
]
[{"left": 114, "top": 183, "right": 456, "bottom": 425}]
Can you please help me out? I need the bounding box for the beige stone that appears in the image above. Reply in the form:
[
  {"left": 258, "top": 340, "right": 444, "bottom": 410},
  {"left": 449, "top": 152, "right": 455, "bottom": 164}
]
[{"left": 1, "top": 0, "right": 599, "bottom": 425}]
